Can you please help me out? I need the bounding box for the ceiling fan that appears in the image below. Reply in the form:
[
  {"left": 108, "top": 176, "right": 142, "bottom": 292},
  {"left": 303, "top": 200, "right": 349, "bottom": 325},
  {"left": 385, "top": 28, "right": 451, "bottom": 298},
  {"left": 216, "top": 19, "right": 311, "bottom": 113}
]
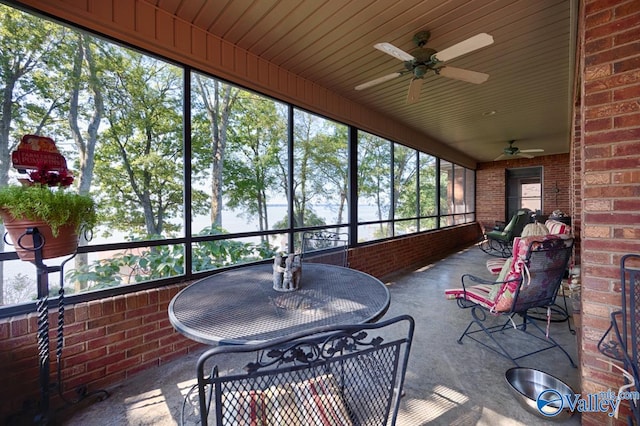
[
  {"left": 355, "top": 30, "right": 494, "bottom": 104},
  {"left": 493, "top": 140, "right": 544, "bottom": 161}
]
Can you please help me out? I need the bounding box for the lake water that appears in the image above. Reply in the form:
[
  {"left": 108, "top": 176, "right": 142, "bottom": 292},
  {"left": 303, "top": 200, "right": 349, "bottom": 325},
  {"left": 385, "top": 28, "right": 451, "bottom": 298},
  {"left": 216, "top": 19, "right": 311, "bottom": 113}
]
[{"left": 1, "top": 204, "right": 382, "bottom": 303}]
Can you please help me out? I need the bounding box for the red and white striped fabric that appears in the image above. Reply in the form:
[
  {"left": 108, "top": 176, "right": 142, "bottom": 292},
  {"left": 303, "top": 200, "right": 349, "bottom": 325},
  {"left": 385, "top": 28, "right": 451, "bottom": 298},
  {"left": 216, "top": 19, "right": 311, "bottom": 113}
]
[{"left": 545, "top": 219, "right": 572, "bottom": 235}]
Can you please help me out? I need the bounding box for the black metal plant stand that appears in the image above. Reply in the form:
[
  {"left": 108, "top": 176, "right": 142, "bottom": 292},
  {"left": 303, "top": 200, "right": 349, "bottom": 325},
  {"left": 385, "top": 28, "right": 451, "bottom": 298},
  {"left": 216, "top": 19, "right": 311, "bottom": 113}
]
[{"left": 12, "top": 227, "right": 109, "bottom": 424}]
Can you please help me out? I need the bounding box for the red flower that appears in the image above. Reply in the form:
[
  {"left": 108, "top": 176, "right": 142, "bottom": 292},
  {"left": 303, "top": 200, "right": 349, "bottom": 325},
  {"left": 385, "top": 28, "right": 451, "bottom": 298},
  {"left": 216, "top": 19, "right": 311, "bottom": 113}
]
[{"left": 27, "top": 164, "right": 74, "bottom": 187}]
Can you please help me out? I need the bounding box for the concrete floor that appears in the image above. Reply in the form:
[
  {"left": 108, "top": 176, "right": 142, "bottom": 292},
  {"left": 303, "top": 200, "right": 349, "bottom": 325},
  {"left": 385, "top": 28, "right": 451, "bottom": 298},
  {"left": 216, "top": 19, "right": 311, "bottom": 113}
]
[{"left": 61, "top": 244, "right": 581, "bottom": 425}]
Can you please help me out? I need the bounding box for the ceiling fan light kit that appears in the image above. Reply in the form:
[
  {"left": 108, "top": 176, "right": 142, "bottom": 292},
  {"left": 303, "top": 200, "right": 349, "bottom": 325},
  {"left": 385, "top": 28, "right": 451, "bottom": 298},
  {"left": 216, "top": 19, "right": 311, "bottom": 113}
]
[{"left": 356, "top": 30, "right": 494, "bottom": 104}]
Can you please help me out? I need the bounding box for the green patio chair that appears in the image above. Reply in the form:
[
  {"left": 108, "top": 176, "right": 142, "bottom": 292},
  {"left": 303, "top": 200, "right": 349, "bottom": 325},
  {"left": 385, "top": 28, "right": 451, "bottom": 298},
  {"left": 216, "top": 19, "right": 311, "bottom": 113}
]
[{"left": 479, "top": 208, "right": 532, "bottom": 257}]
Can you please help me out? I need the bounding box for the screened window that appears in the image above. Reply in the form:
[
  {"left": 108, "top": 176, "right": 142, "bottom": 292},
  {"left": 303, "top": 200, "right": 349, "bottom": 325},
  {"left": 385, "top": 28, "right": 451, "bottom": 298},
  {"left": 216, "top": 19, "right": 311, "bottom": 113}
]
[{"left": 0, "top": 4, "right": 476, "bottom": 312}]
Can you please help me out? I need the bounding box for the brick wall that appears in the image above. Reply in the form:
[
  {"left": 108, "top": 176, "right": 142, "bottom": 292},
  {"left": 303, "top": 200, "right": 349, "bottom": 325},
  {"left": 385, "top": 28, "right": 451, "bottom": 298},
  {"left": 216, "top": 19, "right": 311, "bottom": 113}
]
[
  {"left": 579, "top": 0, "right": 640, "bottom": 424},
  {"left": 0, "top": 223, "right": 481, "bottom": 421},
  {"left": 349, "top": 223, "right": 482, "bottom": 277},
  {"left": 0, "top": 283, "right": 202, "bottom": 421},
  {"left": 475, "top": 154, "right": 571, "bottom": 230}
]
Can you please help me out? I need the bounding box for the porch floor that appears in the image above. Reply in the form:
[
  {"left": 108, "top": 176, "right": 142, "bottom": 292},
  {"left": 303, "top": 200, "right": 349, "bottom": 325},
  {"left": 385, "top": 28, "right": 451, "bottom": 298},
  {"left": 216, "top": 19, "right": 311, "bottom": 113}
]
[{"left": 62, "top": 244, "right": 581, "bottom": 425}]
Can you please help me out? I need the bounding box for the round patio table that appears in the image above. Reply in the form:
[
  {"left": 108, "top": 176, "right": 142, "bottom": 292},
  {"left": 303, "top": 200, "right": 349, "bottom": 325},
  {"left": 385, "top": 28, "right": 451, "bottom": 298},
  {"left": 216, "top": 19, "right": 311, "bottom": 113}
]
[{"left": 168, "top": 263, "right": 390, "bottom": 345}]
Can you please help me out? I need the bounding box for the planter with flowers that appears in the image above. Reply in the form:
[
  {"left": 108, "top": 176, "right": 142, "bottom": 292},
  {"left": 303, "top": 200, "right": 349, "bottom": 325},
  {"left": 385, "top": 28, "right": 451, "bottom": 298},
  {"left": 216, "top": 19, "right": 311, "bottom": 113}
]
[{"left": 0, "top": 135, "right": 96, "bottom": 261}]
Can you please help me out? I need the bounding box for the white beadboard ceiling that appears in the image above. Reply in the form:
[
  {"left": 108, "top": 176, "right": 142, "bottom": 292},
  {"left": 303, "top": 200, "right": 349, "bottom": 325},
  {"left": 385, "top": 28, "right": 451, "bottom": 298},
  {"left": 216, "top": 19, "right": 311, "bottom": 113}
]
[{"left": 147, "top": 0, "right": 577, "bottom": 163}]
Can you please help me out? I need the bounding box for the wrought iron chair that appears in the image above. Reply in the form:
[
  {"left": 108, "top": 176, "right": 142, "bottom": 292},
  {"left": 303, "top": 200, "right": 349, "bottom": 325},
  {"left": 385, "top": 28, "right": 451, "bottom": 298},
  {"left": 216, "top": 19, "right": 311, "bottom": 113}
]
[
  {"left": 598, "top": 254, "right": 640, "bottom": 425},
  {"left": 479, "top": 208, "right": 532, "bottom": 257},
  {"left": 188, "top": 315, "right": 414, "bottom": 426},
  {"left": 446, "top": 234, "right": 575, "bottom": 366},
  {"left": 302, "top": 230, "right": 349, "bottom": 267}
]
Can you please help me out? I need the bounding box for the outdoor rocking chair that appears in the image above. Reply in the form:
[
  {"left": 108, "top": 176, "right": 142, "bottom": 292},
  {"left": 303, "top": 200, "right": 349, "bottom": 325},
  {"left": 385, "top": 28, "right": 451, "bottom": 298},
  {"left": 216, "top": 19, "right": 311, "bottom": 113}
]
[
  {"left": 186, "top": 315, "right": 414, "bottom": 426},
  {"left": 479, "top": 208, "right": 532, "bottom": 258},
  {"left": 302, "top": 230, "right": 349, "bottom": 267},
  {"left": 446, "top": 234, "right": 575, "bottom": 367}
]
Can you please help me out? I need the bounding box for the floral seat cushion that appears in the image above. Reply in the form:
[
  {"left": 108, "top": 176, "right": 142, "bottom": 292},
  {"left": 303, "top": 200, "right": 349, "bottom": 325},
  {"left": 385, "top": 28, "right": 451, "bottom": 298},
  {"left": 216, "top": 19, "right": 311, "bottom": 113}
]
[{"left": 447, "top": 234, "right": 572, "bottom": 313}]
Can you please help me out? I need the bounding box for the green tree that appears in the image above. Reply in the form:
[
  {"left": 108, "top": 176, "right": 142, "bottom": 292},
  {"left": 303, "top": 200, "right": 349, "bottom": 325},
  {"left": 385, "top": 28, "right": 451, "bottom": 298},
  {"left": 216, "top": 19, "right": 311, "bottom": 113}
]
[
  {"left": 96, "top": 52, "right": 187, "bottom": 237},
  {"left": 357, "top": 133, "right": 391, "bottom": 238},
  {"left": 0, "top": 6, "right": 67, "bottom": 304},
  {"left": 393, "top": 144, "right": 417, "bottom": 233},
  {"left": 192, "top": 74, "right": 240, "bottom": 228},
  {"left": 223, "top": 93, "right": 286, "bottom": 238}
]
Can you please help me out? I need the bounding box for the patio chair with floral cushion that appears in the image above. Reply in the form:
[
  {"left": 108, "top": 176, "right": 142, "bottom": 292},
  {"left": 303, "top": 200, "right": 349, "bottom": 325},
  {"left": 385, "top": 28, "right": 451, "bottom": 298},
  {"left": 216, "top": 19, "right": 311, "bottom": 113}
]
[
  {"left": 479, "top": 208, "right": 533, "bottom": 258},
  {"left": 187, "top": 315, "right": 414, "bottom": 425},
  {"left": 446, "top": 234, "right": 575, "bottom": 367}
]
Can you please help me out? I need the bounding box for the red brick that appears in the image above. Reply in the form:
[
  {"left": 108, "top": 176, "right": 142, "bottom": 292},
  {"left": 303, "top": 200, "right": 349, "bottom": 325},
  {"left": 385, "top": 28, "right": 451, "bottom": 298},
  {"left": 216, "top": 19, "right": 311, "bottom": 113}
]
[
  {"left": 73, "top": 302, "right": 89, "bottom": 321},
  {"left": 11, "top": 320, "right": 32, "bottom": 341},
  {"left": 615, "top": 1, "right": 640, "bottom": 18},
  {"left": 614, "top": 198, "right": 640, "bottom": 210},
  {"left": 613, "top": 140, "right": 640, "bottom": 156},
  {"left": 585, "top": 42, "right": 640, "bottom": 66},
  {"left": 585, "top": 117, "right": 612, "bottom": 131},
  {"left": 612, "top": 170, "right": 640, "bottom": 183},
  {"left": 87, "top": 312, "right": 125, "bottom": 329},
  {"left": 87, "top": 300, "right": 103, "bottom": 318},
  {"left": 113, "top": 296, "right": 127, "bottom": 313},
  {"left": 614, "top": 112, "right": 640, "bottom": 127},
  {"left": 87, "top": 351, "right": 126, "bottom": 372},
  {"left": 64, "top": 326, "right": 105, "bottom": 347},
  {"left": 585, "top": 127, "right": 640, "bottom": 145},
  {"left": 615, "top": 56, "right": 640, "bottom": 73},
  {"left": 106, "top": 356, "right": 141, "bottom": 374},
  {"left": 614, "top": 227, "right": 640, "bottom": 239},
  {"left": 124, "top": 305, "right": 157, "bottom": 320},
  {"left": 106, "top": 318, "right": 142, "bottom": 334},
  {"left": 585, "top": 90, "right": 612, "bottom": 106},
  {"left": 124, "top": 322, "right": 158, "bottom": 339},
  {"left": 586, "top": 12, "right": 640, "bottom": 40},
  {"left": 62, "top": 347, "right": 108, "bottom": 369},
  {"left": 87, "top": 330, "right": 126, "bottom": 350},
  {"left": 585, "top": 69, "right": 640, "bottom": 91},
  {"left": 586, "top": 9, "right": 613, "bottom": 27},
  {"left": 584, "top": 157, "right": 640, "bottom": 172}
]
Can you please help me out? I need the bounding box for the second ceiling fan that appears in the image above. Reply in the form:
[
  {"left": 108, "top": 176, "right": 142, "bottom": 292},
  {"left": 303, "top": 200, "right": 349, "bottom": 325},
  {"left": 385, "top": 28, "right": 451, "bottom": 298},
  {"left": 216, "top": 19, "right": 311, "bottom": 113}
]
[
  {"left": 355, "top": 30, "right": 494, "bottom": 104},
  {"left": 494, "top": 140, "right": 544, "bottom": 161}
]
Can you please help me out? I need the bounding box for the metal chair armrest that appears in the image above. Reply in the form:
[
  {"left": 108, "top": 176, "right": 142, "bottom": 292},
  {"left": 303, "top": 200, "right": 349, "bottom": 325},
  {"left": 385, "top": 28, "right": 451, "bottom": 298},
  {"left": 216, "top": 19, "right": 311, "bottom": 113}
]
[{"left": 598, "top": 311, "right": 625, "bottom": 361}]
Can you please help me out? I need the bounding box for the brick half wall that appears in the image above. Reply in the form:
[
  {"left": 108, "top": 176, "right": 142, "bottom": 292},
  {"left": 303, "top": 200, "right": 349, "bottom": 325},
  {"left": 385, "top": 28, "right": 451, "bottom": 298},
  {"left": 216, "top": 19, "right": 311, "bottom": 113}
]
[{"left": 0, "top": 222, "right": 482, "bottom": 421}]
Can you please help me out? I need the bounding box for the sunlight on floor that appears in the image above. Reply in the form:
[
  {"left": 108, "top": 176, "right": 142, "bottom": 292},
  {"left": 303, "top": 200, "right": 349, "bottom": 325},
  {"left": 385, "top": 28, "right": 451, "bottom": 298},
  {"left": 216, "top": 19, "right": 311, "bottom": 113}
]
[
  {"left": 123, "top": 389, "right": 167, "bottom": 410},
  {"left": 397, "top": 385, "right": 469, "bottom": 423},
  {"left": 397, "top": 385, "right": 528, "bottom": 425}
]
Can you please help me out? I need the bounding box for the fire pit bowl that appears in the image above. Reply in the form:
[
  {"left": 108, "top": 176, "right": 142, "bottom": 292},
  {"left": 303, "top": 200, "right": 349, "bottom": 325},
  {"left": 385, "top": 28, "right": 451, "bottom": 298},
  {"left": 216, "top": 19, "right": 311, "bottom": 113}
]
[{"left": 505, "top": 367, "right": 576, "bottom": 421}]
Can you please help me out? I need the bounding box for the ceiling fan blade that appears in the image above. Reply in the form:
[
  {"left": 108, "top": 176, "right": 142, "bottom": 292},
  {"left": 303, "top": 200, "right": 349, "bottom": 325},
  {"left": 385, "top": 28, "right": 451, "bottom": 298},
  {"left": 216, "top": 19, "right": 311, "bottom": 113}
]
[
  {"left": 494, "top": 154, "right": 507, "bottom": 161},
  {"left": 433, "top": 33, "right": 494, "bottom": 62},
  {"left": 374, "top": 42, "right": 414, "bottom": 61},
  {"left": 519, "top": 148, "right": 545, "bottom": 153},
  {"left": 355, "top": 72, "right": 402, "bottom": 90},
  {"left": 438, "top": 66, "right": 489, "bottom": 84},
  {"left": 406, "top": 78, "right": 424, "bottom": 104}
]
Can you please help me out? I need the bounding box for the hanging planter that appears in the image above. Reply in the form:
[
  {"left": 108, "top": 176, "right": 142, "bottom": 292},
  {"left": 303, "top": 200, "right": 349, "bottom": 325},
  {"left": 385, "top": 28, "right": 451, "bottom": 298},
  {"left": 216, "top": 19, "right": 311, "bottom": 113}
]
[
  {"left": 0, "top": 184, "right": 96, "bottom": 262},
  {"left": 1, "top": 213, "right": 79, "bottom": 261},
  {"left": 0, "top": 135, "right": 97, "bottom": 262}
]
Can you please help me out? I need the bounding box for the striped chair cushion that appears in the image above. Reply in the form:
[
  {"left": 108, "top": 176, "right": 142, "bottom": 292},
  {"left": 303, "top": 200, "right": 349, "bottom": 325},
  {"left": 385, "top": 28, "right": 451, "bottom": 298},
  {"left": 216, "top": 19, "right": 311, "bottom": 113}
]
[
  {"left": 222, "top": 374, "right": 353, "bottom": 425},
  {"left": 545, "top": 219, "right": 571, "bottom": 235},
  {"left": 445, "top": 284, "right": 497, "bottom": 310},
  {"left": 486, "top": 258, "right": 507, "bottom": 275}
]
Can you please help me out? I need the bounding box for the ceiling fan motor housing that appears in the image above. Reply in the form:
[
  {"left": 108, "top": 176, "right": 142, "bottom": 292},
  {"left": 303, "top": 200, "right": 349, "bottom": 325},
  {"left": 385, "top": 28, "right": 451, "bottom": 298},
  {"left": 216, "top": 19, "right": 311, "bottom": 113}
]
[
  {"left": 405, "top": 47, "right": 438, "bottom": 77},
  {"left": 504, "top": 146, "right": 518, "bottom": 155}
]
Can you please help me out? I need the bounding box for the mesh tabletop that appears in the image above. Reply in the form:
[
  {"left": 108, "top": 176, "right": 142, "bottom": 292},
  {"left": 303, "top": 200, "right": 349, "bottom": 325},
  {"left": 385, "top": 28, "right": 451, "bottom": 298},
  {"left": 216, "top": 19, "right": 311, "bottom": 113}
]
[{"left": 168, "top": 263, "right": 390, "bottom": 345}]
